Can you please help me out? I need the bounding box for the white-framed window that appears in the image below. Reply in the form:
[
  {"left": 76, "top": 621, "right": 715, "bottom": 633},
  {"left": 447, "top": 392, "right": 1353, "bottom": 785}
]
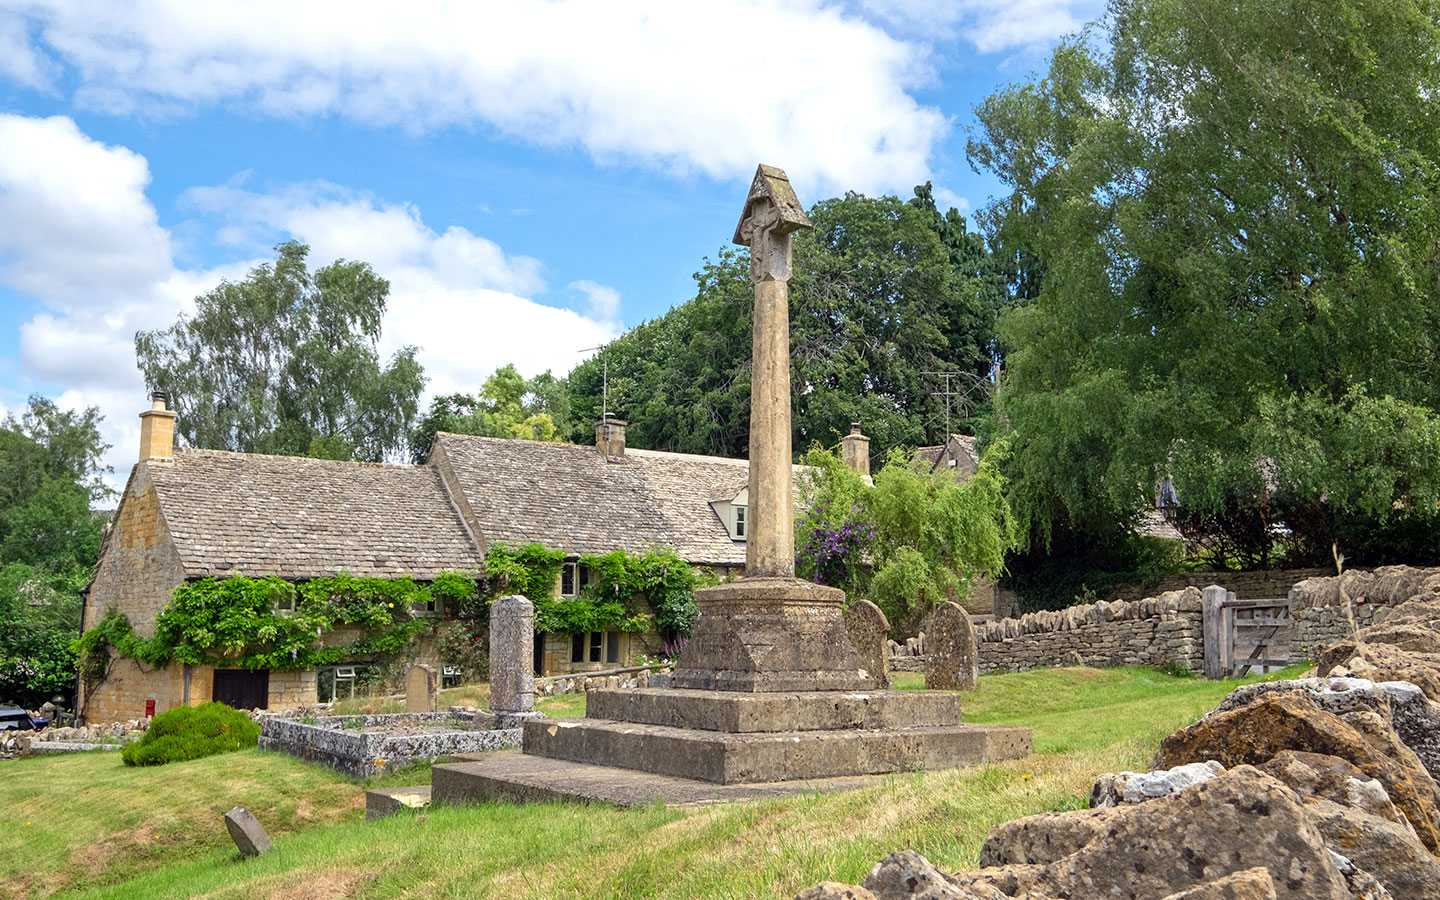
[
  {"left": 734, "top": 505, "right": 747, "bottom": 539},
  {"left": 317, "top": 664, "right": 378, "bottom": 702},
  {"left": 560, "top": 562, "right": 591, "bottom": 597},
  {"left": 442, "top": 665, "right": 463, "bottom": 688},
  {"left": 411, "top": 596, "right": 441, "bottom": 616},
  {"left": 274, "top": 593, "right": 296, "bottom": 616}
]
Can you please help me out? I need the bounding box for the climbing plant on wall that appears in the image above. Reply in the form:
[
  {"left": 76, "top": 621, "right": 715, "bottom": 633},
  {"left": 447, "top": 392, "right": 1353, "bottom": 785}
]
[
  {"left": 74, "top": 572, "right": 479, "bottom": 687},
  {"left": 483, "top": 541, "right": 700, "bottom": 638}
]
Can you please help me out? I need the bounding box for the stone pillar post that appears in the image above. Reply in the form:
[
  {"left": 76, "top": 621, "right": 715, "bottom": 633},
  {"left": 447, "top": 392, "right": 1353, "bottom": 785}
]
[
  {"left": 489, "top": 595, "right": 534, "bottom": 713},
  {"left": 748, "top": 276, "right": 795, "bottom": 578},
  {"left": 670, "top": 165, "right": 870, "bottom": 693}
]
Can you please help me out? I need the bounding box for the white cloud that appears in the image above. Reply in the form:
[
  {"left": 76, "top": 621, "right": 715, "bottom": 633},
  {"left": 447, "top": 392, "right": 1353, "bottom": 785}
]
[
  {"left": 10, "top": 0, "right": 948, "bottom": 195},
  {"left": 933, "top": 186, "right": 970, "bottom": 214},
  {"left": 0, "top": 12, "right": 52, "bottom": 88},
  {"left": 857, "top": 0, "right": 1098, "bottom": 52},
  {"left": 0, "top": 114, "right": 618, "bottom": 491},
  {"left": 567, "top": 280, "right": 622, "bottom": 324}
]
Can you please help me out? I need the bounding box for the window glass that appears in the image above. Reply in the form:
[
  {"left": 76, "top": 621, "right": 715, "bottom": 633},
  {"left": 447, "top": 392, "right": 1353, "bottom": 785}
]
[
  {"left": 571, "top": 633, "right": 585, "bottom": 663},
  {"left": 735, "top": 505, "right": 746, "bottom": 538},
  {"left": 589, "top": 631, "right": 602, "bottom": 663},
  {"left": 606, "top": 631, "right": 620, "bottom": 664},
  {"left": 561, "top": 563, "right": 576, "bottom": 596}
]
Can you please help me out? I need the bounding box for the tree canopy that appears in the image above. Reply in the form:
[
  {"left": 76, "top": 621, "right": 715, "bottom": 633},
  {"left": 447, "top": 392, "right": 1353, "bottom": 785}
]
[
  {"left": 0, "top": 396, "right": 111, "bottom": 706},
  {"left": 135, "top": 242, "right": 425, "bottom": 462},
  {"left": 794, "top": 442, "right": 1018, "bottom": 631},
  {"left": 565, "top": 187, "right": 999, "bottom": 459},
  {"left": 973, "top": 0, "right": 1440, "bottom": 567},
  {"left": 408, "top": 364, "right": 569, "bottom": 462}
]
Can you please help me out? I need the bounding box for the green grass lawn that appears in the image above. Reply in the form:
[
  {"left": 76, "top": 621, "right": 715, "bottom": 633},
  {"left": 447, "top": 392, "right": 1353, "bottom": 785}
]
[{"left": 0, "top": 666, "right": 1306, "bottom": 900}]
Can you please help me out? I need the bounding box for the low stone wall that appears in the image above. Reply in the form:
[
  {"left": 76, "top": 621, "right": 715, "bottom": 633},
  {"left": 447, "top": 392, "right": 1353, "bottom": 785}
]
[
  {"left": 1290, "top": 566, "right": 1440, "bottom": 658},
  {"left": 973, "top": 588, "right": 1206, "bottom": 674},
  {"left": 535, "top": 665, "right": 671, "bottom": 697},
  {"left": 258, "top": 711, "right": 531, "bottom": 777}
]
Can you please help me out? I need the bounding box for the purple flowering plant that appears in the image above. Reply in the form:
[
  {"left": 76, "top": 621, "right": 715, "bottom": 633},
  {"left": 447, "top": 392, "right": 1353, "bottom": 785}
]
[{"left": 796, "top": 500, "right": 876, "bottom": 589}]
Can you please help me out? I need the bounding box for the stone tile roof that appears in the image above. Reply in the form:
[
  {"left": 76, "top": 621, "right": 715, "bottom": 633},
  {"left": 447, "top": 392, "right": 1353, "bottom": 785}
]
[
  {"left": 145, "top": 449, "right": 482, "bottom": 579},
  {"left": 433, "top": 433, "right": 749, "bottom": 565}
]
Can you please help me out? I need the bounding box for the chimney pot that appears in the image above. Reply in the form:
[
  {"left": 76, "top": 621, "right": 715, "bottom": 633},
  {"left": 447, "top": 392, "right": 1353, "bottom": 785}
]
[
  {"left": 840, "top": 423, "right": 870, "bottom": 478},
  {"left": 595, "top": 417, "right": 627, "bottom": 463},
  {"left": 138, "top": 391, "right": 178, "bottom": 461}
]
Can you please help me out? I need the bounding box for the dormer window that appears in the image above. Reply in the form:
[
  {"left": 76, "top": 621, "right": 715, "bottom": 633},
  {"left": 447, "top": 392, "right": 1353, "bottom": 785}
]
[{"left": 734, "top": 505, "right": 746, "bottom": 538}]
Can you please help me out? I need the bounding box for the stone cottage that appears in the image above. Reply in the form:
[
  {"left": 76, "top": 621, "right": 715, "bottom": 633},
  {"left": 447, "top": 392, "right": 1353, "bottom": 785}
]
[{"left": 81, "top": 395, "right": 872, "bottom": 722}]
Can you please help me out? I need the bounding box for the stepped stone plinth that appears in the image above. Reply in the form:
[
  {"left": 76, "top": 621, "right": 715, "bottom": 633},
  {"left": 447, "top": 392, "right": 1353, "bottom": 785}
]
[{"left": 670, "top": 578, "right": 873, "bottom": 692}]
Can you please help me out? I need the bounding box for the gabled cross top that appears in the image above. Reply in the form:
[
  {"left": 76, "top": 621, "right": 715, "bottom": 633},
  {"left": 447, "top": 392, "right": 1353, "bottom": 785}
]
[{"left": 734, "top": 165, "right": 812, "bottom": 283}]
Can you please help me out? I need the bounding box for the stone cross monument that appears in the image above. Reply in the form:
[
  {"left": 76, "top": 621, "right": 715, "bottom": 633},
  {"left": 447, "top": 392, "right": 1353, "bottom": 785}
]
[{"left": 671, "top": 165, "right": 871, "bottom": 692}]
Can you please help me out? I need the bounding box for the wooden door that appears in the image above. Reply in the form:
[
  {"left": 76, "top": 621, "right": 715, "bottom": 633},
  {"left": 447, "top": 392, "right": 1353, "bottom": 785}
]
[{"left": 212, "top": 669, "right": 270, "bottom": 710}]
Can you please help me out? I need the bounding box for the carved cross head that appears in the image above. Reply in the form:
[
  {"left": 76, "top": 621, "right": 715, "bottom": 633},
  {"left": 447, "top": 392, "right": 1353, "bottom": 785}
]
[{"left": 733, "top": 164, "right": 812, "bottom": 284}]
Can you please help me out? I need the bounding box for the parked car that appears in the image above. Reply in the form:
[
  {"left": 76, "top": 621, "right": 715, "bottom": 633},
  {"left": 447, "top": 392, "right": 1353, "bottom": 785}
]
[{"left": 0, "top": 704, "right": 36, "bottom": 731}]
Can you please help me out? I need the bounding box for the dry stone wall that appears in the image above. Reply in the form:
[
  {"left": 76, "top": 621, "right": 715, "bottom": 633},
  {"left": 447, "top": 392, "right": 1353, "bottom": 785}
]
[
  {"left": 974, "top": 587, "right": 1206, "bottom": 674},
  {"left": 1290, "top": 566, "right": 1440, "bottom": 658}
]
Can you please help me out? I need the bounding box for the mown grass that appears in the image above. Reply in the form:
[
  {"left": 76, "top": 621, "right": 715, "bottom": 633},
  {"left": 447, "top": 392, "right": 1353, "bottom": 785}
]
[{"left": 3, "top": 665, "right": 1307, "bottom": 900}]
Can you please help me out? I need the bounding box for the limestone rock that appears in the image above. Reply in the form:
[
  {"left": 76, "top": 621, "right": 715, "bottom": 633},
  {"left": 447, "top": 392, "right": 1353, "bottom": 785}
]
[
  {"left": 1154, "top": 693, "right": 1440, "bottom": 851},
  {"left": 1209, "top": 676, "right": 1440, "bottom": 780},
  {"left": 1325, "top": 851, "right": 1393, "bottom": 900},
  {"left": 1304, "top": 797, "right": 1440, "bottom": 899},
  {"left": 223, "top": 806, "right": 272, "bottom": 857},
  {"left": 845, "top": 599, "right": 891, "bottom": 690},
  {"left": 925, "top": 602, "right": 978, "bottom": 691},
  {"left": 1090, "top": 760, "right": 1226, "bottom": 808},
  {"left": 794, "top": 883, "right": 878, "bottom": 900},
  {"left": 973, "top": 766, "right": 1355, "bottom": 900},
  {"left": 1156, "top": 868, "right": 1276, "bottom": 900},
  {"left": 861, "top": 851, "right": 1010, "bottom": 900},
  {"left": 1259, "top": 751, "right": 1413, "bottom": 832}
]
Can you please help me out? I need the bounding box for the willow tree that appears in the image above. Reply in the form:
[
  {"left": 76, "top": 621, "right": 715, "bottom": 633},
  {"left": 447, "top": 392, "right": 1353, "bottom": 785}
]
[
  {"left": 136, "top": 242, "right": 424, "bottom": 462},
  {"left": 974, "top": 0, "right": 1440, "bottom": 565}
]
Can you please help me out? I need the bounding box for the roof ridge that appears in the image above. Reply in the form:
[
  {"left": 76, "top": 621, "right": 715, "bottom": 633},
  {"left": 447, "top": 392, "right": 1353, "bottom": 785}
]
[{"left": 173, "top": 447, "right": 417, "bottom": 470}]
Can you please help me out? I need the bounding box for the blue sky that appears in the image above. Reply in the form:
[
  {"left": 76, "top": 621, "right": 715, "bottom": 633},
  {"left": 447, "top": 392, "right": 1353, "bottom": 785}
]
[{"left": 0, "top": 0, "right": 1103, "bottom": 488}]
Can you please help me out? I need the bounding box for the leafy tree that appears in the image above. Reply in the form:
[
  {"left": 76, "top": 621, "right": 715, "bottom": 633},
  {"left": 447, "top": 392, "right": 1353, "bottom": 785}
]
[
  {"left": 795, "top": 442, "right": 1018, "bottom": 631},
  {"left": 566, "top": 188, "right": 998, "bottom": 459},
  {"left": 972, "top": 0, "right": 1440, "bottom": 567},
  {"left": 4, "top": 396, "right": 112, "bottom": 503},
  {"left": 0, "top": 565, "right": 84, "bottom": 707},
  {"left": 135, "top": 242, "right": 424, "bottom": 462},
  {"left": 408, "top": 364, "right": 569, "bottom": 462}
]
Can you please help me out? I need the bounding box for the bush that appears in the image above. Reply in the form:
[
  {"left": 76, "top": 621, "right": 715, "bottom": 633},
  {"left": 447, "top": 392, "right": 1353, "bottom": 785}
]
[{"left": 120, "top": 702, "right": 259, "bottom": 767}]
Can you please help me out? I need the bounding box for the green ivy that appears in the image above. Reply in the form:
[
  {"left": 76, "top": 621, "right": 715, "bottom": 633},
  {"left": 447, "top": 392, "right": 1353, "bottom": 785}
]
[
  {"left": 74, "top": 571, "right": 479, "bottom": 683},
  {"left": 484, "top": 542, "right": 699, "bottom": 638}
]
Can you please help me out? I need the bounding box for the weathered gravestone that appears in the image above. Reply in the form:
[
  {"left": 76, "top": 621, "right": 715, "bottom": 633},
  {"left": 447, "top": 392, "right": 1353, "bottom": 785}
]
[
  {"left": 926, "top": 601, "right": 978, "bottom": 690},
  {"left": 490, "top": 594, "right": 534, "bottom": 713},
  {"left": 224, "top": 806, "right": 272, "bottom": 857},
  {"left": 844, "top": 599, "right": 891, "bottom": 689},
  {"left": 405, "top": 663, "right": 438, "bottom": 713}
]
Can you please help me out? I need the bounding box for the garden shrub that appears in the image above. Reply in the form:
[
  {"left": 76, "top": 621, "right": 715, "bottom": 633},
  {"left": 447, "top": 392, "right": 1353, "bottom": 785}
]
[{"left": 120, "top": 702, "right": 260, "bottom": 767}]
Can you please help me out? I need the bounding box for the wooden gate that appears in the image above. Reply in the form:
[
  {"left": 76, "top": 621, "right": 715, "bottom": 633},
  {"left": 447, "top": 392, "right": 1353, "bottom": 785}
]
[
  {"left": 212, "top": 669, "right": 270, "bottom": 710},
  {"left": 1203, "top": 586, "right": 1290, "bottom": 679}
]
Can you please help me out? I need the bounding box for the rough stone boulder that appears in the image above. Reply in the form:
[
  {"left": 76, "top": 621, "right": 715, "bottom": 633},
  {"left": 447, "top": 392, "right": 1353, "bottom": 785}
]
[
  {"left": 1209, "top": 677, "right": 1440, "bottom": 781},
  {"left": 1259, "top": 751, "right": 1415, "bottom": 833},
  {"left": 795, "top": 884, "right": 878, "bottom": 900},
  {"left": 1304, "top": 797, "right": 1440, "bottom": 900},
  {"left": 1155, "top": 868, "right": 1276, "bottom": 900},
  {"left": 1154, "top": 693, "right": 1440, "bottom": 851},
  {"left": 1090, "top": 760, "right": 1226, "bottom": 808},
  {"left": 964, "top": 766, "right": 1354, "bottom": 899},
  {"left": 858, "top": 850, "right": 1013, "bottom": 899}
]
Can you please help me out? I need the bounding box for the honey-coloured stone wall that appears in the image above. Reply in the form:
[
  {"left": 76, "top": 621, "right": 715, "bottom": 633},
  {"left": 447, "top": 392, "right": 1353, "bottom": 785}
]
[{"left": 974, "top": 588, "right": 1206, "bottom": 674}]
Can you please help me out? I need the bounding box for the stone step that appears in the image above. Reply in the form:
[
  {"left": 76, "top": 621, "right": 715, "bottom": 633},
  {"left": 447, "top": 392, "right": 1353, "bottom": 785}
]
[
  {"left": 522, "top": 717, "right": 1031, "bottom": 785},
  {"left": 431, "top": 750, "right": 892, "bottom": 808},
  {"left": 365, "top": 785, "right": 431, "bottom": 821},
  {"left": 584, "top": 687, "right": 964, "bottom": 733}
]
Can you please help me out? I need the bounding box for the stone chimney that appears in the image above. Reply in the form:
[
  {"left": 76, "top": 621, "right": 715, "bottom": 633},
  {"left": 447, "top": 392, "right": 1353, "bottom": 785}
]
[
  {"left": 138, "top": 391, "right": 178, "bottom": 460},
  {"left": 595, "top": 416, "right": 627, "bottom": 463},
  {"left": 840, "top": 422, "right": 869, "bottom": 477}
]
